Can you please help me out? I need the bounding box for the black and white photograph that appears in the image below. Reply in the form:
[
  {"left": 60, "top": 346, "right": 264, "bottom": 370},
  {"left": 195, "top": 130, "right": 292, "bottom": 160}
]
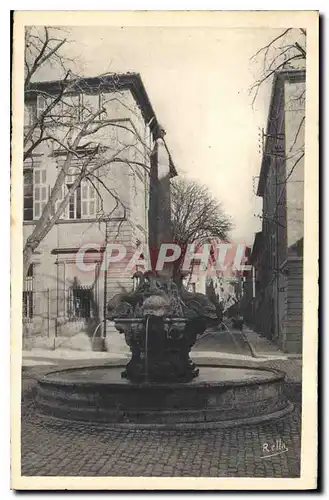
[{"left": 11, "top": 10, "right": 318, "bottom": 490}]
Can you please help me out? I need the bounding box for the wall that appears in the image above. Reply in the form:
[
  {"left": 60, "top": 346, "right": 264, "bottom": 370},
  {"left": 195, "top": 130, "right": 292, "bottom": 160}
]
[
  {"left": 284, "top": 78, "right": 305, "bottom": 251},
  {"left": 280, "top": 256, "right": 303, "bottom": 353},
  {"left": 23, "top": 85, "right": 153, "bottom": 344},
  {"left": 252, "top": 71, "right": 304, "bottom": 353},
  {"left": 281, "top": 75, "right": 304, "bottom": 353}
]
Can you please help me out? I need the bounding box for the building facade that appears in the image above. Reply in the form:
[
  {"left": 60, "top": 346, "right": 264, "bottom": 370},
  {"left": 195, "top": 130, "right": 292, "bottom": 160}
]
[
  {"left": 184, "top": 242, "right": 250, "bottom": 320},
  {"left": 250, "top": 69, "right": 305, "bottom": 353},
  {"left": 23, "top": 73, "right": 176, "bottom": 345}
]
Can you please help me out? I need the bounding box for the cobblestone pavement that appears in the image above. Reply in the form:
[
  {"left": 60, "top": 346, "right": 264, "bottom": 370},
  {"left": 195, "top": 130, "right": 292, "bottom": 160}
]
[{"left": 21, "top": 375, "right": 301, "bottom": 478}]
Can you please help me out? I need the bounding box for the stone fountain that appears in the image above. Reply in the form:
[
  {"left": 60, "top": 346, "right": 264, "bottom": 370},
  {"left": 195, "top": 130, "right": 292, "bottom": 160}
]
[
  {"left": 106, "top": 271, "right": 218, "bottom": 383},
  {"left": 35, "top": 137, "right": 293, "bottom": 428}
]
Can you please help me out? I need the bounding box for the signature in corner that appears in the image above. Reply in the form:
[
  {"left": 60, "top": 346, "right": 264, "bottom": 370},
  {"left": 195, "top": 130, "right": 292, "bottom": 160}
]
[{"left": 260, "top": 439, "right": 289, "bottom": 459}]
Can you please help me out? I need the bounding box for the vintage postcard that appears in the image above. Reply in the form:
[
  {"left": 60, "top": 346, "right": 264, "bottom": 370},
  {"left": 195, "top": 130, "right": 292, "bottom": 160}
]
[{"left": 11, "top": 10, "right": 319, "bottom": 490}]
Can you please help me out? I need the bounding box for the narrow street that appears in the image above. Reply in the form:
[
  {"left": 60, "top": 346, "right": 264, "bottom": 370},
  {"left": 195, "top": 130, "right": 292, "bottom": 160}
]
[{"left": 193, "top": 324, "right": 255, "bottom": 356}]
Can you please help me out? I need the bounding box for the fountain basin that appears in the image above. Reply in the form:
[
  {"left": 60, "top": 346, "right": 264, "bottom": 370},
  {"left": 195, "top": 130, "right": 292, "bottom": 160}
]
[{"left": 35, "top": 364, "right": 294, "bottom": 429}]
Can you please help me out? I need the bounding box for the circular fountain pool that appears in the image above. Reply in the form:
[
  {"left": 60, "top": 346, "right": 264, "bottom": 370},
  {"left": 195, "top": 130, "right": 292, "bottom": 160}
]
[{"left": 35, "top": 364, "right": 293, "bottom": 429}]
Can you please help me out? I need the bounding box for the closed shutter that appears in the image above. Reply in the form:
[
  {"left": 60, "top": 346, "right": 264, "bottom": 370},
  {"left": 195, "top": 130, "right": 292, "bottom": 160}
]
[
  {"left": 54, "top": 183, "right": 67, "bottom": 219},
  {"left": 83, "top": 94, "right": 100, "bottom": 120},
  {"left": 33, "top": 168, "right": 48, "bottom": 219},
  {"left": 23, "top": 169, "right": 34, "bottom": 221},
  {"left": 70, "top": 94, "right": 82, "bottom": 122},
  {"left": 58, "top": 94, "right": 81, "bottom": 123},
  {"left": 51, "top": 100, "right": 63, "bottom": 120},
  {"left": 99, "top": 93, "right": 107, "bottom": 120},
  {"left": 81, "top": 179, "right": 96, "bottom": 218},
  {"left": 24, "top": 102, "right": 35, "bottom": 126},
  {"left": 36, "top": 95, "right": 47, "bottom": 119},
  {"left": 66, "top": 166, "right": 78, "bottom": 184},
  {"left": 66, "top": 167, "right": 79, "bottom": 219}
]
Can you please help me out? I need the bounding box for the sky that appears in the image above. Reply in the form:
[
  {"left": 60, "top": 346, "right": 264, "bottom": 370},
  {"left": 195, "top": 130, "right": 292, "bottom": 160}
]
[{"left": 39, "top": 26, "right": 293, "bottom": 245}]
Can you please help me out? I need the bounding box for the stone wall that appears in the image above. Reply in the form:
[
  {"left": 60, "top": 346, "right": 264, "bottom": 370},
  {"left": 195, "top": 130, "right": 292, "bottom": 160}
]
[{"left": 282, "top": 257, "right": 303, "bottom": 354}]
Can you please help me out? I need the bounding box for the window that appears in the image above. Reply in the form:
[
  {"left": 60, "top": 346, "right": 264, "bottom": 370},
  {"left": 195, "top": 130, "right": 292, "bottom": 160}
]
[
  {"left": 28, "top": 92, "right": 97, "bottom": 125},
  {"left": 54, "top": 182, "right": 64, "bottom": 217},
  {"left": 33, "top": 94, "right": 84, "bottom": 124},
  {"left": 99, "top": 93, "right": 109, "bottom": 120},
  {"left": 68, "top": 187, "right": 80, "bottom": 219},
  {"left": 68, "top": 282, "right": 93, "bottom": 319},
  {"left": 33, "top": 168, "right": 48, "bottom": 219},
  {"left": 23, "top": 264, "right": 34, "bottom": 320},
  {"left": 24, "top": 162, "right": 97, "bottom": 222},
  {"left": 81, "top": 179, "right": 96, "bottom": 218},
  {"left": 26, "top": 95, "right": 55, "bottom": 124},
  {"left": 81, "top": 93, "right": 110, "bottom": 121},
  {"left": 66, "top": 182, "right": 81, "bottom": 220},
  {"left": 36, "top": 95, "right": 47, "bottom": 119},
  {"left": 23, "top": 166, "right": 48, "bottom": 221},
  {"left": 61, "top": 94, "right": 83, "bottom": 122},
  {"left": 54, "top": 168, "right": 97, "bottom": 220},
  {"left": 23, "top": 169, "right": 33, "bottom": 221},
  {"left": 83, "top": 94, "right": 100, "bottom": 117},
  {"left": 24, "top": 102, "right": 36, "bottom": 127}
]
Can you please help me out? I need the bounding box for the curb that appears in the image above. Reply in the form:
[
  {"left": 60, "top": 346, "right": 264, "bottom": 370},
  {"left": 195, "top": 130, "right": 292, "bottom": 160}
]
[{"left": 242, "top": 330, "right": 288, "bottom": 359}]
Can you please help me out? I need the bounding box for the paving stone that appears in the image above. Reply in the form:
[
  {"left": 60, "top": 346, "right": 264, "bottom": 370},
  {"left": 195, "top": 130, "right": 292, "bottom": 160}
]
[{"left": 21, "top": 370, "right": 301, "bottom": 478}]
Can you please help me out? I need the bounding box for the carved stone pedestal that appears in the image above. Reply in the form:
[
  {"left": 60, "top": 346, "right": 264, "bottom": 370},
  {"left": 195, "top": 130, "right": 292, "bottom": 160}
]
[{"left": 107, "top": 273, "right": 217, "bottom": 383}]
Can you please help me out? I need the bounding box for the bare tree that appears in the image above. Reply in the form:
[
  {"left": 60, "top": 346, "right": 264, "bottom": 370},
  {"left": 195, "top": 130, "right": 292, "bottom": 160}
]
[
  {"left": 249, "top": 29, "right": 306, "bottom": 296},
  {"left": 23, "top": 26, "right": 152, "bottom": 276},
  {"left": 250, "top": 28, "right": 306, "bottom": 231},
  {"left": 249, "top": 28, "right": 306, "bottom": 106},
  {"left": 171, "top": 178, "right": 233, "bottom": 281}
]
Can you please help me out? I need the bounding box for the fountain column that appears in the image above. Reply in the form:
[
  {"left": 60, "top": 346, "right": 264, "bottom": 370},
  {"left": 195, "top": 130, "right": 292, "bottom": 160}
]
[
  {"left": 148, "top": 135, "right": 174, "bottom": 277},
  {"left": 107, "top": 129, "right": 217, "bottom": 382}
]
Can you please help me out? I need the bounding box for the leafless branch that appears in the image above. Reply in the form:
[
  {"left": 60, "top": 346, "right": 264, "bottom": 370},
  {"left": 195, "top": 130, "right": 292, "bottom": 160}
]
[
  {"left": 250, "top": 54, "right": 304, "bottom": 106},
  {"left": 249, "top": 29, "right": 306, "bottom": 108},
  {"left": 23, "top": 26, "right": 154, "bottom": 276},
  {"left": 250, "top": 29, "right": 292, "bottom": 62},
  {"left": 171, "top": 178, "right": 233, "bottom": 279}
]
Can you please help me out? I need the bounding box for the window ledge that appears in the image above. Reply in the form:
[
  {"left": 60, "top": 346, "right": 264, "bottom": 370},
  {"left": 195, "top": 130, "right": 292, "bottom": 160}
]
[{"left": 23, "top": 216, "right": 126, "bottom": 225}]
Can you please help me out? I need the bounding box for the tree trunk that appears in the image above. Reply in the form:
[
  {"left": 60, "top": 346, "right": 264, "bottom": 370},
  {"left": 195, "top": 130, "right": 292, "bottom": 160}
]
[
  {"left": 23, "top": 244, "right": 34, "bottom": 278},
  {"left": 172, "top": 244, "right": 189, "bottom": 287}
]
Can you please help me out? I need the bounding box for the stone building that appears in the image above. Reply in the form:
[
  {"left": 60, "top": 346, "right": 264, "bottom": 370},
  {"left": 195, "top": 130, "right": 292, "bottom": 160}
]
[
  {"left": 184, "top": 242, "right": 251, "bottom": 319},
  {"left": 23, "top": 73, "right": 176, "bottom": 346},
  {"left": 250, "top": 69, "right": 305, "bottom": 354}
]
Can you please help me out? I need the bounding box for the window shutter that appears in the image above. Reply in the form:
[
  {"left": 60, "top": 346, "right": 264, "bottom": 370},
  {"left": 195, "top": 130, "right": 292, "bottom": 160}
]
[
  {"left": 54, "top": 183, "right": 67, "bottom": 219},
  {"left": 89, "top": 183, "right": 96, "bottom": 216},
  {"left": 52, "top": 100, "right": 63, "bottom": 119},
  {"left": 65, "top": 167, "right": 79, "bottom": 219},
  {"left": 24, "top": 102, "right": 35, "bottom": 127},
  {"left": 71, "top": 94, "right": 82, "bottom": 122},
  {"left": 81, "top": 180, "right": 88, "bottom": 217},
  {"left": 66, "top": 167, "right": 77, "bottom": 184},
  {"left": 83, "top": 94, "right": 100, "bottom": 119},
  {"left": 36, "top": 95, "right": 47, "bottom": 119},
  {"left": 33, "top": 168, "right": 48, "bottom": 219},
  {"left": 23, "top": 169, "right": 34, "bottom": 221},
  {"left": 99, "top": 93, "right": 108, "bottom": 120},
  {"left": 81, "top": 179, "right": 96, "bottom": 218}
]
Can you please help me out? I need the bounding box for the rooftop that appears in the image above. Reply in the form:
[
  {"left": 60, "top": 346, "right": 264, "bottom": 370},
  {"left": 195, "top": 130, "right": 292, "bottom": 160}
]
[
  {"left": 26, "top": 72, "right": 177, "bottom": 177},
  {"left": 256, "top": 68, "right": 306, "bottom": 197}
]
